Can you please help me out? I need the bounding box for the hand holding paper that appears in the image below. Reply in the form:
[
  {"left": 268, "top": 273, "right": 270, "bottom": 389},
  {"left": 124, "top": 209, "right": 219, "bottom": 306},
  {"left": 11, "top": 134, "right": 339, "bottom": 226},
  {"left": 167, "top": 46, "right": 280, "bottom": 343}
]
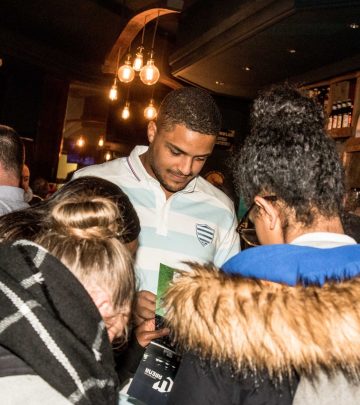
[
  {"left": 134, "top": 319, "right": 170, "bottom": 348},
  {"left": 134, "top": 290, "right": 156, "bottom": 325}
]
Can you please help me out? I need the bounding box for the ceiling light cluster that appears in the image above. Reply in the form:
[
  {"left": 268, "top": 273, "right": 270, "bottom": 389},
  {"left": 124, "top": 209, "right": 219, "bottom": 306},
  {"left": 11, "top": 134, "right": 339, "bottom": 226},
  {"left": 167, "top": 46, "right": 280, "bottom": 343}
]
[{"left": 109, "top": 12, "right": 161, "bottom": 120}]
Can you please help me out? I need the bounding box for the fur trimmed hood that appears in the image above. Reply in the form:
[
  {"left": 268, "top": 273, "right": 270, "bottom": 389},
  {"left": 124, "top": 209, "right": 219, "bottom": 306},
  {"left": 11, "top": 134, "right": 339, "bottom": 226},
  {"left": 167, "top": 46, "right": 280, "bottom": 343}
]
[{"left": 163, "top": 263, "right": 360, "bottom": 380}]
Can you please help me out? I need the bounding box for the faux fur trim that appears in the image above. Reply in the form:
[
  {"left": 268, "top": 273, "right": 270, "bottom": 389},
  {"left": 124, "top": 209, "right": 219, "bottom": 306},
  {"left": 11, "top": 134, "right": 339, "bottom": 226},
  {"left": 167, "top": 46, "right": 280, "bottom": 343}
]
[{"left": 163, "top": 263, "right": 360, "bottom": 379}]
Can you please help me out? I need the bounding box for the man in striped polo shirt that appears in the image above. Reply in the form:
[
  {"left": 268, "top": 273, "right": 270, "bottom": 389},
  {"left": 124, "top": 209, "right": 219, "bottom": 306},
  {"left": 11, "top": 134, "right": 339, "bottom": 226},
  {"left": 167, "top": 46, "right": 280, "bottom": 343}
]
[{"left": 73, "top": 87, "right": 239, "bottom": 325}]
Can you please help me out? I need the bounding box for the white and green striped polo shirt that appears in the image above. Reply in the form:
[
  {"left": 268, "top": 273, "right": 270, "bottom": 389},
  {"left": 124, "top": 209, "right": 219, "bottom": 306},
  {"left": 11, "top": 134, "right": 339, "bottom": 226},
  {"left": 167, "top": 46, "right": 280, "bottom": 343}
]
[{"left": 73, "top": 145, "right": 240, "bottom": 294}]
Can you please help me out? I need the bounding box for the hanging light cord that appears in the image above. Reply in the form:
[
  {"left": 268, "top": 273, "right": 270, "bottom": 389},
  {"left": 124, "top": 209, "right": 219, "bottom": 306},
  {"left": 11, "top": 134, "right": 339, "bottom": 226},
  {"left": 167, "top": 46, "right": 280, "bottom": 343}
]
[
  {"left": 151, "top": 11, "right": 160, "bottom": 51},
  {"left": 140, "top": 15, "right": 148, "bottom": 47},
  {"left": 151, "top": 85, "right": 155, "bottom": 101}
]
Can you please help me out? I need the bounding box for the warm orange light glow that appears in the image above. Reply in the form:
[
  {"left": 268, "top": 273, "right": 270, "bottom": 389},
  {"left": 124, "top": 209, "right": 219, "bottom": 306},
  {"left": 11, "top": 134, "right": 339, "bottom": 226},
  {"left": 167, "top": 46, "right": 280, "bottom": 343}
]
[
  {"left": 109, "top": 82, "right": 118, "bottom": 101},
  {"left": 140, "top": 59, "right": 160, "bottom": 85},
  {"left": 144, "top": 99, "right": 157, "bottom": 120},
  {"left": 118, "top": 61, "right": 135, "bottom": 83},
  {"left": 76, "top": 136, "right": 85, "bottom": 147},
  {"left": 121, "top": 102, "right": 130, "bottom": 120},
  {"left": 133, "top": 51, "right": 144, "bottom": 72}
]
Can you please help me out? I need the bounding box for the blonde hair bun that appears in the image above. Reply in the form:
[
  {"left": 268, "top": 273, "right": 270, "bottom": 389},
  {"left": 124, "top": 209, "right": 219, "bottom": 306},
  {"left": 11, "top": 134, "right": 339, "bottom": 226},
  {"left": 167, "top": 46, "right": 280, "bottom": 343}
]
[{"left": 51, "top": 197, "right": 120, "bottom": 240}]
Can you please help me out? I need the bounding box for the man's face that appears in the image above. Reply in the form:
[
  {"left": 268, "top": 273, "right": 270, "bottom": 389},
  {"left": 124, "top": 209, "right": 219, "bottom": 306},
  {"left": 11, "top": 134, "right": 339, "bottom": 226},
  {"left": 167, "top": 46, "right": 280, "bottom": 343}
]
[
  {"left": 21, "top": 165, "right": 30, "bottom": 192},
  {"left": 145, "top": 123, "right": 216, "bottom": 197}
]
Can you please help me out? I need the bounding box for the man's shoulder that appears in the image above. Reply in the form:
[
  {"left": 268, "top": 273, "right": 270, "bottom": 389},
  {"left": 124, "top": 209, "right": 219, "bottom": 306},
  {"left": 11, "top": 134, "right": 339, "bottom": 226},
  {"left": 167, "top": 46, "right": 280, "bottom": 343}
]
[
  {"left": 72, "top": 157, "right": 130, "bottom": 183},
  {"left": 0, "top": 186, "right": 29, "bottom": 215},
  {"left": 196, "top": 176, "right": 235, "bottom": 212}
]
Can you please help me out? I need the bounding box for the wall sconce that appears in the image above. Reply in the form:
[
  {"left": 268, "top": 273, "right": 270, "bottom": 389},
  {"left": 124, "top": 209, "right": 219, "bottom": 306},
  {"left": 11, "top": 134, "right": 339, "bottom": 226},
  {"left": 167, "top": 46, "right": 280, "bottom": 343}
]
[
  {"left": 105, "top": 151, "right": 112, "bottom": 161},
  {"left": 76, "top": 136, "right": 85, "bottom": 147},
  {"left": 98, "top": 136, "right": 104, "bottom": 147}
]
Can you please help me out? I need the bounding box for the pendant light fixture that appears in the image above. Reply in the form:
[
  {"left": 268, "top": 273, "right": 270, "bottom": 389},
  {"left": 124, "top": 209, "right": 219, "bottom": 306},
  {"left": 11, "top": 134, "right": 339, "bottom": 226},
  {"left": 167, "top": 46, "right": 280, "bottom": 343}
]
[
  {"left": 109, "top": 77, "right": 118, "bottom": 101},
  {"left": 144, "top": 98, "right": 157, "bottom": 120},
  {"left": 117, "top": 52, "right": 135, "bottom": 83},
  {"left": 109, "top": 47, "right": 121, "bottom": 100},
  {"left": 133, "top": 16, "right": 147, "bottom": 72},
  {"left": 140, "top": 12, "right": 160, "bottom": 86},
  {"left": 121, "top": 101, "right": 130, "bottom": 120},
  {"left": 121, "top": 85, "right": 131, "bottom": 120}
]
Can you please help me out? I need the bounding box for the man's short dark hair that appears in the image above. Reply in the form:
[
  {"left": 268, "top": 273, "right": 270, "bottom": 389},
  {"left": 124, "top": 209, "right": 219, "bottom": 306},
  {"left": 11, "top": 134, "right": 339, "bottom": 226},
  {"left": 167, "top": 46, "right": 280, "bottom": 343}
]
[
  {"left": 156, "top": 87, "right": 222, "bottom": 136},
  {"left": 0, "top": 125, "right": 24, "bottom": 179},
  {"left": 232, "top": 83, "right": 344, "bottom": 226}
]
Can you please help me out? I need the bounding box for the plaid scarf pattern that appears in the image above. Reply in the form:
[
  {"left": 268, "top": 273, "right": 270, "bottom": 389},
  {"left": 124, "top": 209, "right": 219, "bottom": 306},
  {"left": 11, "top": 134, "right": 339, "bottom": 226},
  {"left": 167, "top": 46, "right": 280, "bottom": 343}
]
[{"left": 0, "top": 240, "right": 119, "bottom": 404}]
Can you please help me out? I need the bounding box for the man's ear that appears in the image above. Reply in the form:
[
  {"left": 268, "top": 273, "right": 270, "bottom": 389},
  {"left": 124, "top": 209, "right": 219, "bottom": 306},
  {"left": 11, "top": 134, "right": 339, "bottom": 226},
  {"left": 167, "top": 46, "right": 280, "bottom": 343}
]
[
  {"left": 254, "top": 195, "right": 280, "bottom": 231},
  {"left": 147, "top": 121, "right": 157, "bottom": 144}
]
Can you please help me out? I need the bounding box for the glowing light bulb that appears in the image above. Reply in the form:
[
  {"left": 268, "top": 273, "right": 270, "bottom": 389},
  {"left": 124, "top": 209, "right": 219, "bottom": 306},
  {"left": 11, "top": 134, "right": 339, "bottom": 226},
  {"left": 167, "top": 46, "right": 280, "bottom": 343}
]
[
  {"left": 144, "top": 99, "right": 157, "bottom": 120},
  {"left": 105, "top": 151, "right": 112, "bottom": 161},
  {"left": 121, "top": 102, "right": 130, "bottom": 120},
  {"left": 133, "top": 51, "right": 144, "bottom": 72},
  {"left": 109, "top": 83, "right": 118, "bottom": 101},
  {"left": 77, "top": 136, "right": 85, "bottom": 147},
  {"left": 98, "top": 136, "right": 104, "bottom": 147},
  {"left": 117, "top": 61, "right": 135, "bottom": 83},
  {"left": 140, "top": 59, "right": 160, "bottom": 85}
]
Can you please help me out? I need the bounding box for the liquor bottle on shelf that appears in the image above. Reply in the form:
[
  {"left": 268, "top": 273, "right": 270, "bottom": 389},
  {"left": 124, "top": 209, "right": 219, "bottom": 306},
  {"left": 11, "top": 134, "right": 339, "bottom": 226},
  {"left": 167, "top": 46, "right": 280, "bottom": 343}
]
[
  {"left": 327, "top": 103, "right": 336, "bottom": 130},
  {"left": 336, "top": 101, "right": 345, "bottom": 129},
  {"left": 332, "top": 102, "right": 339, "bottom": 129},
  {"left": 348, "top": 99, "right": 353, "bottom": 127},
  {"left": 342, "top": 99, "right": 350, "bottom": 128}
]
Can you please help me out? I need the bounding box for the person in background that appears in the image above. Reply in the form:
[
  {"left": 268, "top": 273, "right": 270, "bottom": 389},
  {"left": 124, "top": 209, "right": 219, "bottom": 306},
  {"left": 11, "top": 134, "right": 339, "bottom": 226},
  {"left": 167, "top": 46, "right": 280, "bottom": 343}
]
[
  {"left": 73, "top": 87, "right": 239, "bottom": 334},
  {"left": 21, "top": 164, "right": 42, "bottom": 205},
  {"left": 21, "top": 163, "right": 31, "bottom": 202},
  {"left": 0, "top": 190, "right": 135, "bottom": 404},
  {"left": 342, "top": 188, "right": 360, "bottom": 242},
  {"left": 164, "top": 83, "right": 360, "bottom": 405},
  {"left": 0, "top": 125, "right": 28, "bottom": 215},
  {"left": 31, "top": 176, "right": 51, "bottom": 200}
]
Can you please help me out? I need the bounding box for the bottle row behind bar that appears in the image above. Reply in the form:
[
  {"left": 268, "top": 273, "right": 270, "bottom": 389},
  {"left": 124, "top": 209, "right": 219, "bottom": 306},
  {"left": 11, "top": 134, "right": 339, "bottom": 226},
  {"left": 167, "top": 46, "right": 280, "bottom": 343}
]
[{"left": 327, "top": 99, "right": 353, "bottom": 130}]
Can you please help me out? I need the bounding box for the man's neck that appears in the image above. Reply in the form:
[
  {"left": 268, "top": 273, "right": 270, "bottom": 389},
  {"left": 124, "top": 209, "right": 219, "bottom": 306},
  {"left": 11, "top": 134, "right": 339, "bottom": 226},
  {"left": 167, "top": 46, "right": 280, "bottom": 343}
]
[
  {"left": 0, "top": 172, "right": 20, "bottom": 187},
  {"left": 285, "top": 215, "right": 344, "bottom": 243},
  {"left": 139, "top": 151, "right": 174, "bottom": 199}
]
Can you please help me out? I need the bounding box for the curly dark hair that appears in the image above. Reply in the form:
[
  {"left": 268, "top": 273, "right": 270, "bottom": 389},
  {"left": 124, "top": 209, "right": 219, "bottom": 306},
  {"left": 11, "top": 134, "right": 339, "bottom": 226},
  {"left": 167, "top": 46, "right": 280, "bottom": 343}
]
[
  {"left": 232, "top": 83, "right": 344, "bottom": 226},
  {"left": 156, "top": 87, "right": 222, "bottom": 135}
]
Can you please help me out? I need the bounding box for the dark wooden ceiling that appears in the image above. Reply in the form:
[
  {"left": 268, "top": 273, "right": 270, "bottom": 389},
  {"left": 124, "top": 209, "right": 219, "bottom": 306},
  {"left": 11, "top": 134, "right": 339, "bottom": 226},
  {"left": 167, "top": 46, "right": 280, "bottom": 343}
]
[{"left": 0, "top": 0, "right": 360, "bottom": 99}]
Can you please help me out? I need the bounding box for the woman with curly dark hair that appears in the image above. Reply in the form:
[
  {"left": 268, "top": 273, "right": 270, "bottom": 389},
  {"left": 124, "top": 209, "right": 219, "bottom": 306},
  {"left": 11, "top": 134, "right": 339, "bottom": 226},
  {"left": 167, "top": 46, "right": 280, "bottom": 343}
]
[{"left": 164, "top": 84, "right": 360, "bottom": 405}]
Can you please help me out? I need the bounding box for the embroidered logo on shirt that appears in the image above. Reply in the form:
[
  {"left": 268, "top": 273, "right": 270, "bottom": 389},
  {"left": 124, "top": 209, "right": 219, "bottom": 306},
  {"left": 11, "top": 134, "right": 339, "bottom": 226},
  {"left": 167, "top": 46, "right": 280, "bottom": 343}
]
[{"left": 196, "top": 224, "right": 215, "bottom": 247}]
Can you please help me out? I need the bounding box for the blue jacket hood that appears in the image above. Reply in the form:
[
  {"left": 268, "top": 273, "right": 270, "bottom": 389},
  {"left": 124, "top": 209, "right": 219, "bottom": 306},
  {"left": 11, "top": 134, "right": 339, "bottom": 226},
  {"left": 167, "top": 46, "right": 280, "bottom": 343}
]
[{"left": 222, "top": 244, "right": 360, "bottom": 286}]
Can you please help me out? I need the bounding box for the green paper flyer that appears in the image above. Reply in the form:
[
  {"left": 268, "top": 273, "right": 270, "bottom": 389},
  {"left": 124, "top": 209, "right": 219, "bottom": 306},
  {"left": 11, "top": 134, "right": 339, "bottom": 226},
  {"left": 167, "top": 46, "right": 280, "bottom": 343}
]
[{"left": 156, "top": 263, "right": 176, "bottom": 317}]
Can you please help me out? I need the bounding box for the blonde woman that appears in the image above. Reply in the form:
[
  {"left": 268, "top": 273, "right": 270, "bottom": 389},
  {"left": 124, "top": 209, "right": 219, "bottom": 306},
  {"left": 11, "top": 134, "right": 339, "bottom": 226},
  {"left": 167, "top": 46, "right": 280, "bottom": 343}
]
[{"left": 0, "top": 191, "right": 135, "bottom": 404}]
